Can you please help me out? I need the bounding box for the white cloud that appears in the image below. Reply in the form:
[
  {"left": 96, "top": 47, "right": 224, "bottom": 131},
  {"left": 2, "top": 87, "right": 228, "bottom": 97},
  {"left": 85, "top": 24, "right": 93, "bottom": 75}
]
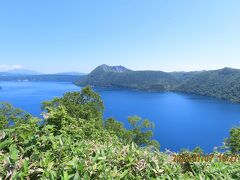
[{"left": 0, "top": 64, "right": 23, "bottom": 71}]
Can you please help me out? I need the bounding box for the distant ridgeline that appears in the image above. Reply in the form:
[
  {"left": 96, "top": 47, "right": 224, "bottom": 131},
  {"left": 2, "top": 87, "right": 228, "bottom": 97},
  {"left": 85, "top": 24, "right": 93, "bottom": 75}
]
[
  {"left": 0, "top": 74, "right": 85, "bottom": 82},
  {"left": 76, "top": 64, "right": 240, "bottom": 103}
]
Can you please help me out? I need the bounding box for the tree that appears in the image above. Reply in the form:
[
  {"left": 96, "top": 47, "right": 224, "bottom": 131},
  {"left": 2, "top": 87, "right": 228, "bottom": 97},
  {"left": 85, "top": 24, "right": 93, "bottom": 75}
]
[
  {"left": 42, "top": 86, "right": 104, "bottom": 121},
  {"left": 225, "top": 127, "right": 240, "bottom": 153},
  {"left": 104, "top": 118, "right": 132, "bottom": 143},
  {"left": 192, "top": 146, "right": 204, "bottom": 155},
  {"left": 104, "top": 116, "right": 160, "bottom": 149},
  {"left": 128, "top": 116, "right": 160, "bottom": 149},
  {"left": 0, "top": 102, "right": 31, "bottom": 129}
]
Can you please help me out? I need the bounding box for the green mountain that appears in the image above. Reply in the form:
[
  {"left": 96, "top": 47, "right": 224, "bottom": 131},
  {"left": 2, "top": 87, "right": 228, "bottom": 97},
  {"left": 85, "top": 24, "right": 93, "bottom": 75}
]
[
  {"left": 175, "top": 67, "right": 240, "bottom": 102},
  {"left": 76, "top": 65, "right": 240, "bottom": 102},
  {"left": 93, "top": 64, "right": 131, "bottom": 73},
  {"left": 77, "top": 64, "right": 179, "bottom": 91}
]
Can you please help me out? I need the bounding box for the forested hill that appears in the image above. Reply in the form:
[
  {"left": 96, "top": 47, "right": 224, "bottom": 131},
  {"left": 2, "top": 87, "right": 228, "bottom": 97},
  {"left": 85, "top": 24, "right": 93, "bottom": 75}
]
[
  {"left": 76, "top": 64, "right": 179, "bottom": 91},
  {"left": 76, "top": 65, "right": 240, "bottom": 103},
  {"left": 175, "top": 67, "right": 240, "bottom": 102}
]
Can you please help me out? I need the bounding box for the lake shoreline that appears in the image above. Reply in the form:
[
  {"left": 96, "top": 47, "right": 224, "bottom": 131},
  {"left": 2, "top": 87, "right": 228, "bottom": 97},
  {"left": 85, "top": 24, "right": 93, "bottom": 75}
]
[{"left": 0, "top": 81, "right": 239, "bottom": 153}]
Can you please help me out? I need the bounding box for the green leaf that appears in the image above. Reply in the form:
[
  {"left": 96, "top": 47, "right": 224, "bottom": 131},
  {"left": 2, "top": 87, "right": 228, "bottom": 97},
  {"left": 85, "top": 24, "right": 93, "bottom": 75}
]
[
  {"left": 0, "top": 139, "right": 13, "bottom": 150},
  {"left": 63, "top": 171, "right": 69, "bottom": 180},
  {"left": 9, "top": 144, "right": 19, "bottom": 161},
  {"left": 73, "top": 171, "right": 80, "bottom": 180},
  {"left": 23, "top": 159, "right": 29, "bottom": 174},
  {"left": 120, "top": 170, "right": 129, "bottom": 179}
]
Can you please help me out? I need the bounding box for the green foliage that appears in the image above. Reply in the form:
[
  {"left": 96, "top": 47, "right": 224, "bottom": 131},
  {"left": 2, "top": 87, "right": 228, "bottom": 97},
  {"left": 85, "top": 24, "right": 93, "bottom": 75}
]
[
  {"left": 76, "top": 65, "right": 178, "bottom": 91},
  {"left": 192, "top": 146, "right": 204, "bottom": 155},
  {"left": 225, "top": 127, "right": 240, "bottom": 153},
  {"left": 128, "top": 116, "right": 160, "bottom": 149},
  {"left": 77, "top": 65, "right": 240, "bottom": 102},
  {"left": 0, "top": 102, "right": 31, "bottom": 129},
  {"left": 180, "top": 146, "right": 204, "bottom": 155},
  {"left": 43, "top": 86, "right": 104, "bottom": 121},
  {"left": 105, "top": 116, "right": 160, "bottom": 149},
  {"left": 0, "top": 87, "right": 239, "bottom": 179},
  {"left": 176, "top": 68, "right": 240, "bottom": 103},
  {"left": 104, "top": 118, "right": 132, "bottom": 143}
]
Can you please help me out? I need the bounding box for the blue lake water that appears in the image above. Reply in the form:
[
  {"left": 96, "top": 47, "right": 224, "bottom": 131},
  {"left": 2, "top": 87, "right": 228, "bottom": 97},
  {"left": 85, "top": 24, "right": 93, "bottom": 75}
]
[{"left": 0, "top": 81, "right": 239, "bottom": 153}]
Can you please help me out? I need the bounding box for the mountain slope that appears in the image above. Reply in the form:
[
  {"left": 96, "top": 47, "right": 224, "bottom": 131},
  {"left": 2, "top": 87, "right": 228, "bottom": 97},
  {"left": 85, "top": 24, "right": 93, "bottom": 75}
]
[
  {"left": 53, "top": 72, "right": 87, "bottom": 76},
  {"left": 0, "top": 74, "right": 85, "bottom": 82},
  {"left": 76, "top": 65, "right": 240, "bottom": 102},
  {"left": 175, "top": 67, "right": 240, "bottom": 102},
  {"left": 93, "top": 64, "right": 131, "bottom": 73},
  {"left": 77, "top": 65, "right": 179, "bottom": 91},
  {"left": 1, "top": 69, "right": 43, "bottom": 76}
]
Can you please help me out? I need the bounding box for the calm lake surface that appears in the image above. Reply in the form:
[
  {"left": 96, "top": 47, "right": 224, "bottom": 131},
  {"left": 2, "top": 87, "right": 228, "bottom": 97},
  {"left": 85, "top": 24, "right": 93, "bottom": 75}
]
[{"left": 0, "top": 81, "right": 239, "bottom": 153}]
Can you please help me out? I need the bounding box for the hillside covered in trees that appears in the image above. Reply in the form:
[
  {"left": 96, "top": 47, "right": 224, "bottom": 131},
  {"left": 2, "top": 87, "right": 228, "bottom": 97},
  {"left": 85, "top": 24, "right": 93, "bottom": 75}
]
[
  {"left": 0, "top": 87, "right": 239, "bottom": 179},
  {"left": 175, "top": 68, "right": 240, "bottom": 103},
  {"left": 76, "top": 65, "right": 180, "bottom": 91},
  {"left": 76, "top": 65, "right": 240, "bottom": 103}
]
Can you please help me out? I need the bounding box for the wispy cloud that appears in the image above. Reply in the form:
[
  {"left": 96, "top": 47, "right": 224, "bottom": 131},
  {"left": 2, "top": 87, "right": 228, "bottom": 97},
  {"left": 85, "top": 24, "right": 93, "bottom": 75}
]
[{"left": 0, "top": 65, "right": 23, "bottom": 71}]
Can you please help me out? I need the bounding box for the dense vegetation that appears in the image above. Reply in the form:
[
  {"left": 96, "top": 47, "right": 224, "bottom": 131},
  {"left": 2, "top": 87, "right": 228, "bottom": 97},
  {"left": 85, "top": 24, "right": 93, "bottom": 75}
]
[
  {"left": 77, "top": 65, "right": 240, "bottom": 103},
  {"left": 76, "top": 65, "right": 179, "bottom": 91},
  {"left": 176, "top": 68, "right": 240, "bottom": 103},
  {"left": 0, "top": 87, "right": 239, "bottom": 179}
]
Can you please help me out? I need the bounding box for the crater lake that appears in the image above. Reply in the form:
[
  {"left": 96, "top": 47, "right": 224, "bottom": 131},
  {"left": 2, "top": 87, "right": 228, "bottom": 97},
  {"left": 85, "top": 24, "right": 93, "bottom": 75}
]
[{"left": 0, "top": 81, "right": 239, "bottom": 153}]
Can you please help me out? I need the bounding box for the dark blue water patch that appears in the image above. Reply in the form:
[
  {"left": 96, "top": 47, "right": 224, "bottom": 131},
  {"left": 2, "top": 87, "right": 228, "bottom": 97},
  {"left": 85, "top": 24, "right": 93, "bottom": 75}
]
[
  {"left": 0, "top": 81, "right": 239, "bottom": 153},
  {"left": 95, "top": 87, "right": 240, "bottom": 153},
  {"left": 0, "top": 81, "right": 80, "bottom": 116}
]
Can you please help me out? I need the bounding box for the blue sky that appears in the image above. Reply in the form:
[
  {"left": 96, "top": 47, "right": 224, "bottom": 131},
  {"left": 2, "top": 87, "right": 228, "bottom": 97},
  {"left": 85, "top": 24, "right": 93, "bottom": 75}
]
[{"left": 0, "top": 0, "right": 239, "bottom": 73}]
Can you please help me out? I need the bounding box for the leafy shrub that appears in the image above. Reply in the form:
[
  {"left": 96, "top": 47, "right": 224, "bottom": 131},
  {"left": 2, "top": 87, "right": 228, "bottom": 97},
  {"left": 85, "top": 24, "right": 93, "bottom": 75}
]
[{"left": 225, "top": 127, "right": 240, "bottom": 154}]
